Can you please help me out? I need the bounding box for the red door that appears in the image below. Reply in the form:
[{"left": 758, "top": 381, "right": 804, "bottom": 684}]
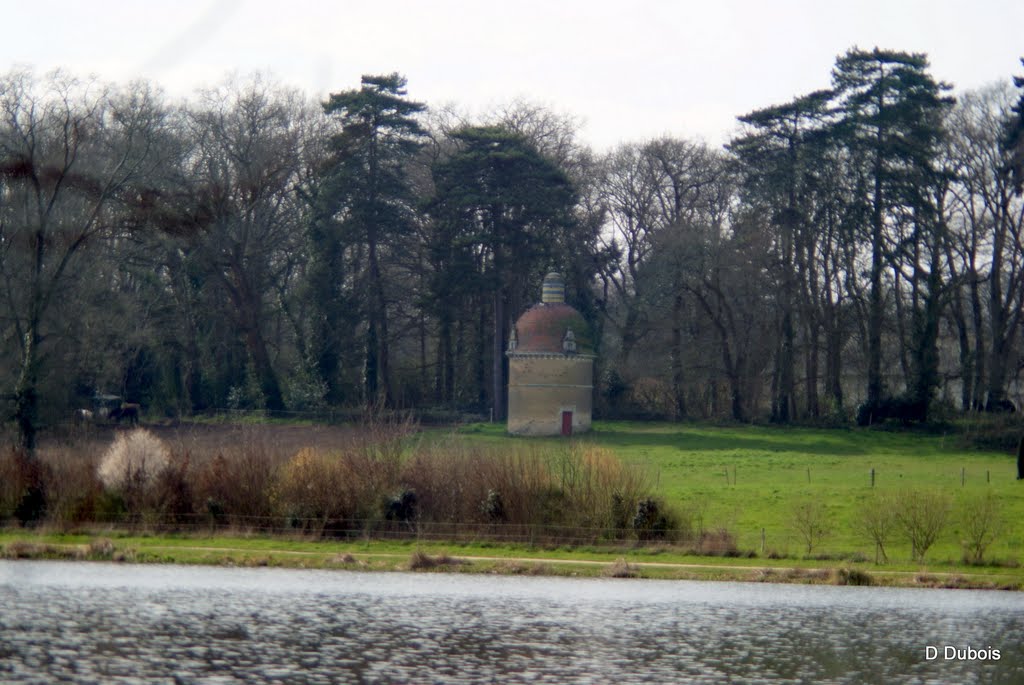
[{"left": 561, "top": 411, "right": 573, "bottom": 436}]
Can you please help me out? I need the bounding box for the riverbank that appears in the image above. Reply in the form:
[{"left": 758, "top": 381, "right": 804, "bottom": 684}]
[
  {"left": 3, "top": 530, "right": 1021, "bottom": 591},
  {"left": 6, "top": 420, "right": 1023, "bottom": 585}
]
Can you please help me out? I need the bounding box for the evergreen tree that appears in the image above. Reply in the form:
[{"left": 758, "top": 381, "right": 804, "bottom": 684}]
[
  {"left": 1005, "top": 58, "right": 1024, "bottom": 195},
  {"left": 429, "top": 126, "right": 576, "bottom": 420},
  {"left": 319, "top": 73, "right": 426, "bottom": 407},
  {"left": 830, "top": 48, "right": 953, "bottom": 418}
]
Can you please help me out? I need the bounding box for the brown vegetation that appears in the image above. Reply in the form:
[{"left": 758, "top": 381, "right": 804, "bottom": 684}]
[{"left": 0, "top": 420, "right": 681, "bottom": 546}]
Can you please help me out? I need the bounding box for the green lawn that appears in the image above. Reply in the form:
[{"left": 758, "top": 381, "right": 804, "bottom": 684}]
[{"left": 450, "top": 421, "right": 1024, "bottom": 565}]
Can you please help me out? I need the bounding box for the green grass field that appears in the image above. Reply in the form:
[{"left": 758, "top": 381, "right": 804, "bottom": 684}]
[{"left": 451, "top": 421, "right": 1024, "bottom": 565}]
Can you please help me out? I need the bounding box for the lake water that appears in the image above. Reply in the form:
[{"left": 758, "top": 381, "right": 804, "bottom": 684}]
[{"left": 1, "top": 560, "right": 1021, "bottom": 683}]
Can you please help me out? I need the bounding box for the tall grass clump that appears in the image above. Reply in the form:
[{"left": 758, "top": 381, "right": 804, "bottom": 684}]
[{"left": 272, "top": 447, "right": 359, "bottom": 534}]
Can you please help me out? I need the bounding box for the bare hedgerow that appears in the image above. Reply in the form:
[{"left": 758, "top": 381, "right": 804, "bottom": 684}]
[{"left": 97, "top": 429, "right": 170, "bottom": 495}]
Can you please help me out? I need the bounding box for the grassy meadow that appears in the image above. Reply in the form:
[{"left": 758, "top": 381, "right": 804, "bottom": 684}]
[{"left": 451, "top": 420, "right": 1024, "bottom": 565}]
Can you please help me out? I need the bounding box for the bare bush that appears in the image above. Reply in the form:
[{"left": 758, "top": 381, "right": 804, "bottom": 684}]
[
  {"left": 894, "top": 489, "right": 951, "bottom": 562},
  {"left": 856, "top": 493, "right": 899, "bottom": 563},
  {"left": 0, "top": 448, "right": 49, "bottom": 523},
  {"left": 0, "top": 448, "right": 27, "bottom": 521},
  {"left": 697, "top": 528, "right": 739, "bottom": 556},
  {"left": 192, "top": 437, "right": 284, "bottom": 523},
  {"left": 960, "top": 492, "right": 1003, "bottom": 564},
  {"left": 38, "top": 446, "right": 103, "bottom": 526},
  {"left": 791, "top": 499, "right": 832, "bottom": 555}
]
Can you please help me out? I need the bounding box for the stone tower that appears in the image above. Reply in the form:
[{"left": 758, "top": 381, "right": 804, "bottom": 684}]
[{"left": 506, "top": 272, "right": 595, "bottom": 436}]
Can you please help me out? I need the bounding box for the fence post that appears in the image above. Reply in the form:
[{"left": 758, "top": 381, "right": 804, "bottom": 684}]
[
  {"left": 761, "top": 527, "right": 766, "bottom": 555},
  {"left": 871, "top": 468, "right": 875, "bottom": 488},
  {"left": 961, "top": 467, "right": 965, "bottom": 487}
]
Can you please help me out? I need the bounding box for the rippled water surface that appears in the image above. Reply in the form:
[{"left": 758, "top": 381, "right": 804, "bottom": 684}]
[{"left": 1, "top": 560, "right": 1022, "bottom": 683}]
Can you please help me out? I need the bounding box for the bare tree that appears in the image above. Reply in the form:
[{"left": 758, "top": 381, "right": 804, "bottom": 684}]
[
  {"left": 944, "top": 84, "right": 1024, "bottom": 411},
  {"left": 791, "top": 498, "right": 833, "bottom": 555},
  {"left": 0, "top": 70, "right": 186, "bottom": 450},
  {"left": 183, "top": 75, "right": 317, "bottom": 411}
]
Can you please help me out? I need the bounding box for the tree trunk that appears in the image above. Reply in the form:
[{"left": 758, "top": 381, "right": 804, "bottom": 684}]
[
  {"left": 492, "top": 289, "right": 506, "bottom": 422},
  {"left": 670, "top": 290, "right": 686, "bottom": 421},
  {"left": 14, "top": 331, "right": 41, "bottom": 453}
]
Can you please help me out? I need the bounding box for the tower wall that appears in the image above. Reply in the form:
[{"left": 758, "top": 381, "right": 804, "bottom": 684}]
[{"left": 507, "top": 355, "right": 593, "bottom": 436}]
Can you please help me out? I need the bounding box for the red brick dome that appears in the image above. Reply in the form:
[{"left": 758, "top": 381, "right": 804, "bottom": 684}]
[
  {"left": 512, "top": 303, "right": 594, "bottom": 355},
  {"left": 509, "top": 272, "right": 594, "bottom": 355}
]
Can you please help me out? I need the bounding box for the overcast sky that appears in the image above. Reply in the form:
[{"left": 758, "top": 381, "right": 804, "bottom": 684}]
[{"left": 3, "top": 0, "right": 1022, "bottom": 149}]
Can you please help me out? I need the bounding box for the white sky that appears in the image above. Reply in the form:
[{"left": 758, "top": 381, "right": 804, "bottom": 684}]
[{"left": 4, "top": 0, "right": 1022, "bottom": 150}]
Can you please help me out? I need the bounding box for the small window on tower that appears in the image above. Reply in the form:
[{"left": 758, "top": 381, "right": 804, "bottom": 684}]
[
  {"left": 562, "top": 329, "right": 577, "bottom": 354},
  {"left": 507, "top": 325, "right": 518, "bottom": 352}
]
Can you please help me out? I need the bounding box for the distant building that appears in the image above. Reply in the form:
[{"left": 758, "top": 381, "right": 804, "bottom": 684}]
[{"left": 507, "top": 272, "right": 595, "bottom": 436}]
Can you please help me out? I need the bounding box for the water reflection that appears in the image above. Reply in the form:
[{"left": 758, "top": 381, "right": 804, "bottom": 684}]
[{"left": 1, "top": 561, "right": 1021, "bottom": 683}]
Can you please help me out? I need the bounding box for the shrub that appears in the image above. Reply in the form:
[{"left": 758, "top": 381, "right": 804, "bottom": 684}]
[
  {"left": 856, "top": 396, "right": 926, "bottom": 427},
  {"left": 385, "top": 489, "right": 418, "bottom": 526},
  {"left": 833, "top": 568, "right": 873, "bottom": 586},
  {"left": 0, "top": 448, "right": 48, "bottom": 524},
  {"left": 556, "top": 445, "right": 650, "bottom": 531},
  {"left": 409, "top": 550, "right": 466, "bottom": 570},
  {"left": 40, "top": 447, "right": 103, "bottom": 526},
  {"left": 633, "top": 498, "right": 673, "bottom": 541},
  {"left": 603, "top": 557, "right": 639, "bottom": 578},
  {"left": 481, "top": 489, "right": 505, "bottom": 523},
  {"left": 273, "top": 447, "right": 356, "bottom": 534},
  {"left": 894, "top": 489, "right": 951, "bottom": 562},
  {"left": 856, "top": 493, "right": 899, "bottom": 563},
  {"left": 153, "top": 453, "right": 193, "bottom": 523},
  {"left": 960, "top": 492, "right": 1003, "bottom": 564},
  {"left": 791, "top": 499, "right": 832, "bottom": 555},
  {"left": 697, "top": 528, "right": 739, "bottom": 556},
  {"left": 192, "top": 453, "right": 278, "bottom": 524},
  {"left": 98, "top": 429, "right": 170, "bottom": 494}
]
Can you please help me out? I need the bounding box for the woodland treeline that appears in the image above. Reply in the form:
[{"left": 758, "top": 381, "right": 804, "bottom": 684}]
[{"left": 3, "top": 48, "right": 1024, "bottom": 448}]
